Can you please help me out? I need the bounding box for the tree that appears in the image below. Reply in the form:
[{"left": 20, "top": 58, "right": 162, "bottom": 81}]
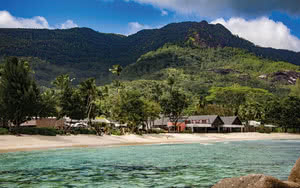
[
  {"left": 265, "top": 96, "right": 300, "bottom": 132},
  {"left": 206, "top": 85, "right": 272, "bottom": 115},
  {"left": 0, "top": 57, "right": 40, "bottom": 127},
  {"left": 109, "top": 64, "right": 123, "bottom": 77},
  {"left": 160, "top": 89, "right": 189, "bottom": 132},
  {"left": 110, "top": 90, "right": 145, "bottom": 133},
  {"left": 290, "top": 79, "right": 300, "bottom": 98},
  {"left": 238, "top": 92, "right": 274, "bottom": 125},
  {"left": 36, "top": 89, "right": 57, "bottom": 118},
  {"left": 109, "top": 65, "right": 123, "bottom": 93},
  {"left": 141, "top": 99, "right": 161, "bottom": 130},
  {"left": 79, "top": 78, "right": 100, "bottom": 125},
  {"left": 53, "top": 74, "right": 85, "bottom": 121}
]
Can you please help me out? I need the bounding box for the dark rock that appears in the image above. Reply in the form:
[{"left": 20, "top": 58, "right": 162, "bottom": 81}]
[
  {"left": 289, "top": 158, "right": 300, "bottom": 184},
  {"left": 270, "top": 71, "right": 300, "bottom": 85},
  {"left": 213, "top": 157, "right": 300, "bottom": 188},
  {"left": 212, "top": 174, "right": 300, "bottom": 188}
]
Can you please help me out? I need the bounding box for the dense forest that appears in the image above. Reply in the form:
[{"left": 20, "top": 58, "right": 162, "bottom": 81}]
[
  {"left": 123, "top": 45, "right": 300, "bottom": 96},
  {"left": 0, "top": 56, "right": 300, "bottom": 136},
  {"left": 0, "top": 21, "right": 300, "bottom": 135},
  {"left": 0, "top": 21, "right": 300, "bottom": 86}
]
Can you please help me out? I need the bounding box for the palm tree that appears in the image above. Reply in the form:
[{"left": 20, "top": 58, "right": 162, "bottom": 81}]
[
  {"left": 109, "top": 65, "right": 123, "bottom": 93},
  {"left": 109, "top": 64, "right": 123, "bottom": 77},
  {"left": 79, "top": 78, "right": 98, "bottom": 126}
]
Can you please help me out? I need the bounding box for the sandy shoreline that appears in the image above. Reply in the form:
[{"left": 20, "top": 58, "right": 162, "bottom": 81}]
[{"left": 1, "top": 133, "right": 300, "bottom": 153}]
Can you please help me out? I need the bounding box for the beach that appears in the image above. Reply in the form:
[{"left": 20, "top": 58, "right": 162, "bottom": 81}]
[{"left": 0, "top": 133, "right": 300, "bottom": 153}]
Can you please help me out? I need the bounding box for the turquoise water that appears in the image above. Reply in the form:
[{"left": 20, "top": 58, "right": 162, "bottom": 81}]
[{"left": 0, "top": 140, "right": 300, "bottom": 188}]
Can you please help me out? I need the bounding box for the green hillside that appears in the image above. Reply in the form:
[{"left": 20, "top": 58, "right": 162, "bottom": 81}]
[
  {"left": 0, "top": 21, "right": 300, "bottom": 86},
  {"left": 122, "top": 45, "right": 300, "bottom": 96}
]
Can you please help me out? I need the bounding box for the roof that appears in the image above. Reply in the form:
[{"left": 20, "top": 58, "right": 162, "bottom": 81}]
[
  {"left": 20, "top": 120, "right": 37, "bottom": 126},
  {"left": 187, "top": 115, "right": 219, "bottom": 124},
  {"left": 264, "top": 124, "right": 277, "bottom": 128},
  {"left": 221, "top": 116, "right": 241, "bottom": 125},
  {"left": 223, "top": 124, "right": 244, "bottom": 128},
  {"left": 249, "top": 121, "right": 261, "bottom": 127},
  {"left": 153, "top": 117, "right": 170, "bottom": 126},
  {"left": 186, "top": 124, "right": 212, "bottom": 128}
]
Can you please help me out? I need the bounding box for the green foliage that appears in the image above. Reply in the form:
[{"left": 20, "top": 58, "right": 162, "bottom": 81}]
[
  {"left": 1, "top": 22, "right": 300, "bottom": 86},
  {"left": 79, "top": 78, "right": 101, "bottom": 123},
  {"left": 123, "top": 45, "right": 300, "bottom": 98},
  {"left": 147, "top": 129, "right": 166, "bottom": 134},
  {"left": 110, "top": 129, "right": 122, "bottom": 136},
  {"left": 54, "top": 74, "right": 86, "bottom": 120},
  {"left": 37, "top": 89, "right": 58, "bottom": 118},
  {"left": 141, "top": 99, "right": 161, "bottom": 129},
  {"left": 109, "top": 65, "right": 123, "bottom": 77},
  {"left": 265, "top": 96, "right": 300, "bottom": 131},
  {"left": 257, "top": 126, "right": 272, "bottom": 134},
  {"left": 206, "top": 84, "right": 272, "bottom": 115},
  {"left": 0, "top": 57, "right": 40, "bottom": 126},
  {"left": 160, "top": 88, "right": 190, "bottom": 132},
  {"left": 182, "top": 129, "right": 193, "bottom": 134},
  {"left": 11, "top": 127, "right": 58, "bottom": 136},
  {"left": 0, "top": 128, "right": 9, "bottom": 135},
  {"left": 109, "top": 90, "right": 145, "bottom": 132},
  {"left": 290, "top": 79, "right": 300, "bottom": 97},
  {"left": 69, "top": 128, "right": 97, "bottom": 135}
]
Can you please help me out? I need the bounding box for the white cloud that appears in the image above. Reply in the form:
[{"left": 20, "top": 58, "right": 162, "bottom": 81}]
[
  {"left": 211, "top": 17, "right": 300, "bottom": 52},
  {"left": 127, "top": 22, "right": 151, "bottom": 35},
  {"left": 123, "top": 0, "right": 300, "bottom": 17},
  {"left": 0, "top": 10, "right": 50, "bottom": 28},
  {"left": 0, "top": 10, "right": 78, "bottom": 29},
  {"left": 161, "top": 10, "right": 168, "bottom": 16},
  {"left": 59, "top": 20, "right": 78, "bottom": 29},
  {"left": 126, "top": 22, "right": 166, "bottom": 35}
]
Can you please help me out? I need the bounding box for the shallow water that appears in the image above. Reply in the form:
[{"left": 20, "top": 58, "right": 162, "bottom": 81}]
[{"left": 0, "top": 140, "right": 300, "bottom": 188}]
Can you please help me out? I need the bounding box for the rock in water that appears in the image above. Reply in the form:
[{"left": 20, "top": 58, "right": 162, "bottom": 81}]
[
  {"left": 213, "top": 157, "right": 300, "bottom": 187},
  {"left": 289, "top": 158, "right": 300, "bottom": 184},
  {"left": 213, "top": 175, "right": 300, "bottom": 188}
]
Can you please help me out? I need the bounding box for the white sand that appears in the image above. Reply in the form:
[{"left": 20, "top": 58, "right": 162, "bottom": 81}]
[{"left": 0, "top": 133, "right": 300, "bottom": 153}]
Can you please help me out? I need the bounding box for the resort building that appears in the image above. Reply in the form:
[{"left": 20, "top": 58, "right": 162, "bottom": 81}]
[
  {"left": 155, "top": 115, "right": 245, "bottom": 133},
  {"left": 20, "top": 118, "right": 65, "bottom": 128},
  {"left": 220, "top": 116, "right": 244, "bottom": 133},
  {"left": 185, "top": 115, "right": 224, "bottom": 133}
]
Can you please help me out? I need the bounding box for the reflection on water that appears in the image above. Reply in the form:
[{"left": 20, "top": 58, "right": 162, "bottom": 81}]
[{"left": 0, "top": 140, "right": 299, "bottom": 188}]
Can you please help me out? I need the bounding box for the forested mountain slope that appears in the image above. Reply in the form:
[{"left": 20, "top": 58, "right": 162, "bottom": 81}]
[
  {"left": 0, "top": 21, "right": 299, "bottom": 86},
  {"left": 123, "top": 45, "right": 300, "bottom": 96}
]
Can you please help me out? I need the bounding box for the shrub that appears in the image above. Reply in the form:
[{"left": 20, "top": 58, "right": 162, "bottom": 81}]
[
  {"left": 111, "top": 129, "right": 122, "bottom": 136},
  {"left": 147, "top": 128, "right": 166, "bottom": 134},
  {"left": 182, "top": 129, "right": 193, "bottom": 134},
  {"left": 0, "top": 128, "right": 9, "bottom": 135},
  {"left": 69, "top": 128, "right": 97, "bottom": 135},
  {"left": 257, "top": 126, "right": 272, "bottom": 134},
  {"left": 11, "top": 127, "right": 58, "bottom": 136}
]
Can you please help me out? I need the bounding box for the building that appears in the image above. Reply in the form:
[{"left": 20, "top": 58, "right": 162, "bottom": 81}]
[
  {"left": 154, "top": 115, "right": 245, "bottom": 133},
  {"left": 153, "top": 117, "right": 170, "bottom": 129},
  {"left": 20, "top": 118, "right": 65, "bottom": 128},
  {"left": 247, "top": 120, "right": 261, "bottom": 132},
  {"left": 185, "top": 115, "right": 224, "bottom": 133},
  {"left": 220, "top": 116, "right": 244, "bottom": 132}
]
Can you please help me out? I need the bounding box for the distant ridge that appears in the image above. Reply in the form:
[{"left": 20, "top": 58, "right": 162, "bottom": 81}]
[
  {"left": 0, "top": 21, "right": 299, "bottom": 86},
  {"left": 0, "top": 21, "right": 299, "bottom": 66}
]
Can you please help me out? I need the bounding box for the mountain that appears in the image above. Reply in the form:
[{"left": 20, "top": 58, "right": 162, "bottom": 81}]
[
  {"left": 0, "top": 21, "right": 299, "bottom": 86},
  {"left": 122, "top": 44, "right": 300, "bottom": 96}
]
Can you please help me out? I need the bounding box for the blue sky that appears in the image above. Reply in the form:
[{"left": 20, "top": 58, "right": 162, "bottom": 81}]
[{"left": 0, "top": 0, "right": 300, "bottom": 51}]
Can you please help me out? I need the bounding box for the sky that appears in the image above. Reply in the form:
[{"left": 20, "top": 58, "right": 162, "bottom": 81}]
[{"left": 0, "top": 0, "right": 300, "bottom": 52}]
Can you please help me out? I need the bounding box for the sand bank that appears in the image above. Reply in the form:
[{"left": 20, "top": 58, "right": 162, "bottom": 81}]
[{"left": 0, "top": 133, "right": 300, "bottom": 153}]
